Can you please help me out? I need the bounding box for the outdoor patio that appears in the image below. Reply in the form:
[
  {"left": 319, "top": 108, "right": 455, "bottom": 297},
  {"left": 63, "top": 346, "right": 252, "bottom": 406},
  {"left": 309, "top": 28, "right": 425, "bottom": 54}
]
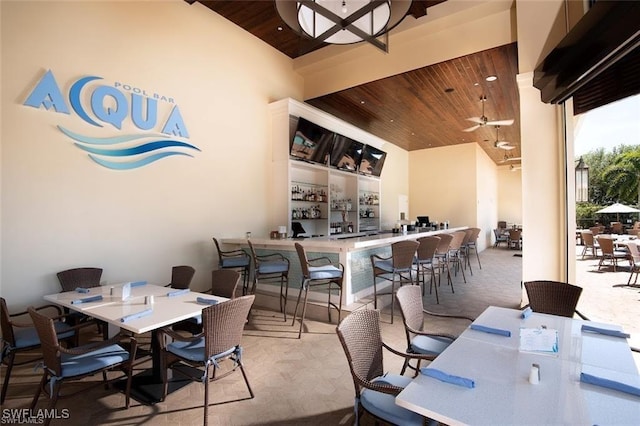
[{"left": 574, "top": 243, "right": 640, "bottom": 351}]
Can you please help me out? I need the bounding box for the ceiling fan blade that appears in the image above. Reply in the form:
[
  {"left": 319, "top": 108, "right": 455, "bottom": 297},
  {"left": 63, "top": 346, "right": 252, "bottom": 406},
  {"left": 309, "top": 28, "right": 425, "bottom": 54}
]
[
  {"left": 465, "top": 117, "right": 484, "bottom": 124},
  {"left": 487, "top": 119, "right": 514, "bottom": 126},
  {"left": 499, "top": 145, "right": 515, "bottom": 150},
  {"left": 463, "top": 124, "right": 480, "bottom": 132},
  {"left": 495, "top": 141, "right": 511, "bottom": 147}
]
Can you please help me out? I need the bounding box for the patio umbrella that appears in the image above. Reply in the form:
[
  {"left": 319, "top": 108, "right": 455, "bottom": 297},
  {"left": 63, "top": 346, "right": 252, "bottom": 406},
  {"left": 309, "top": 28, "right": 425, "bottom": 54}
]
[{"left": 595, "top": 202, "right": 640, "bottom": 222}]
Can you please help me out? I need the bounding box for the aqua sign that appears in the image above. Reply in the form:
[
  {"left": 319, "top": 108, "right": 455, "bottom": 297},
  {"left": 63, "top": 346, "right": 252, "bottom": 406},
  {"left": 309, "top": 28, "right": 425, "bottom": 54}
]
[{"left": 23, "top": 70, "right": 200, "bottom": 170}]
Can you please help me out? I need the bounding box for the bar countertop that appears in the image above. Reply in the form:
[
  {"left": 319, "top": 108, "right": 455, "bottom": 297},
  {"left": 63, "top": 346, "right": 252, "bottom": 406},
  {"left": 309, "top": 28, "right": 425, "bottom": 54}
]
[{"left": 222, "top": 226, "right": 468, "bottom": 252}]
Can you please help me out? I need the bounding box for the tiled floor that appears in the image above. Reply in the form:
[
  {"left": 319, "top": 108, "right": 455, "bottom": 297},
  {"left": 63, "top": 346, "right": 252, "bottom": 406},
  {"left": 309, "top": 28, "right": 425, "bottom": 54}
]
[{"left": 2, "top": 246, "right": 638, "bottom": 425}]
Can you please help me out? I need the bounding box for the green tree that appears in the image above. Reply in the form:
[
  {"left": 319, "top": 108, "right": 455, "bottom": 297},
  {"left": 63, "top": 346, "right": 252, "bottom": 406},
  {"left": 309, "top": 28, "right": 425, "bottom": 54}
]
[{"left": 602, "top": 147, "right": 640, "bottom": 206}]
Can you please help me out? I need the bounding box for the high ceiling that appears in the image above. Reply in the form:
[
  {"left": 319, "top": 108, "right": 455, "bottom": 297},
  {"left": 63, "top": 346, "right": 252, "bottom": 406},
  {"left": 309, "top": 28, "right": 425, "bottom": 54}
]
[{"left": 189, "top": 1, "right": 521, "bottom": 165}]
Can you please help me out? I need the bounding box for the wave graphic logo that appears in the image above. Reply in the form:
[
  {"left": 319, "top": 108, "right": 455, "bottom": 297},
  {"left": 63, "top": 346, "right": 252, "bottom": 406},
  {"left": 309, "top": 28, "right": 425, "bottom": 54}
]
[
  {"left": 59, "top": 127, "right": 200, "bottom": 170},
  {"left": 23, "top": 70, "right": 199, "bottom": 170}
]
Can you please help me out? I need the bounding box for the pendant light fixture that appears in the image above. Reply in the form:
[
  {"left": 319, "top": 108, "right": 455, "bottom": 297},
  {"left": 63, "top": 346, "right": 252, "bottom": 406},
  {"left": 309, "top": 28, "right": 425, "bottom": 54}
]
[{"left": 275, "top": 0, "right": 412, "bottom": 53}]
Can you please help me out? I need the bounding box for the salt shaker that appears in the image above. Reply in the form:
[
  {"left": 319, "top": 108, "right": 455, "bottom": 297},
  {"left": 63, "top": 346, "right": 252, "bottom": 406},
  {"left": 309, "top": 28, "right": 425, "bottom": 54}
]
[{"left": 529, "top": 363, "right": 540, "bottom": 384}]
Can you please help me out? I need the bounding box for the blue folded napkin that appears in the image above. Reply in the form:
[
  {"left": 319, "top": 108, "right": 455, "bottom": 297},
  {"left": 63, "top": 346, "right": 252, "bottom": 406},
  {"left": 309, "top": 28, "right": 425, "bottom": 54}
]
[
  {"left": 521, "top": 307, "right": 532, "bottom": 319},
  {"left": 130, "top": 281, "right": 147, "bottom": 288},
  {"left": 75, "top": 287, "right": 90, "bottom": 293},
  {"left": 120, "top": 308, "right": 153, "bottom": 323},
  {"left": 167, "top": 289, "right": 190, "bottom": 297},
  {"left": 581, "top": 324, "right": 630, "bottom": 339},
  {"left": 70, "top": 295, "right": 103, "bottom": 304},
  {"left": 470, "top": 324, "right": 511, "bottom": 337},
  {"left": 196, "top": 297, "right": 219, "bottom": 305},
  {"left": 421, "top": 367, "right": 475, "bottom": 388},
  {"left": 580, "top": 372, "right": 640, "bottom": 397}
]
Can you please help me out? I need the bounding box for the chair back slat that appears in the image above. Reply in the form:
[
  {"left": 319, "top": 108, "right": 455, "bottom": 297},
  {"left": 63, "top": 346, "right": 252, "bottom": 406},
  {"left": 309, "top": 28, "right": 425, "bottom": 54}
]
[
  {"left": 295, "top": 243, "right": 310, "bottom": 277},
  {"left": 56, "top": 267, "right": 102, "bottom": 292},
  {"left": 416, "top": 236, "right": 440, "bottom": 261},
  {"left": 0, "top": 297, "right": 16, "bottom": 346},
  {"left": 202, "top": 295, "right": 254, "bottom": 359},
  {"left": 336, "top": 310, "right": 384, "bottom": 396},
  {"left": 170, "top": 265, "right": 195, "bottom": 289},
  {"left": 391, "top": 240, "right": 419, "bottom": 269},
  {"left": 524, "top": 280, "right": 582, "bottom": 318},
  {"left": 211, "top": 269, "right": 240, "bottom": 299},
  {"left": 395, "top": 285, "right": 424, "bottom": 336},
  {"left": 28, "top": 307, "right": 62, "bottom": 375},
  {"left": 435, "top": 233, "right": 453, "bottom": 255}
]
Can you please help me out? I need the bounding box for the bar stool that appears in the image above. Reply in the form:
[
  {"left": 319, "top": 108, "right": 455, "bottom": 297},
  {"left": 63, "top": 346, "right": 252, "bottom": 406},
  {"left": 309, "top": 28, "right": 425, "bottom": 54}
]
[
  {"left": 414, "top": 236, "right": 441, "bottom": 304},
  {"left": 291, "top": 243, "right": 344, "bottom": 338},
  {"left": 370, "top": 240, "right": 419, "bottom": 323},
  {"left": 213, "top": 237, "right": 251, "bottom": 295},
  {"left": 247, "top": 240, "right": 290, "bottom": 320}
]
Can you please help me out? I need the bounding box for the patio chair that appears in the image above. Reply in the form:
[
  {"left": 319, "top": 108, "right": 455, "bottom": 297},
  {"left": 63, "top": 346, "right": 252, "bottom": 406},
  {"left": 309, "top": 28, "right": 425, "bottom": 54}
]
[
  {"left": 247, "top": 240, "right": 290, "bottom": 320},
  {"left": 291, "top": 243, "right": 344, "bottom": 338},
  {"left": 28, "top": 307, "right": 136, "bottom": 426},
  {"left": 508, "top": 229, "right": 522, "bottom": 250},
  {"left": 466, "top": 227, "right": 482, "bottom": 269},
  {"left": 0, "top": 298, "right": 77, "bottom": 404},
  {"left": 523, "top": 281, "right": 588, "bottom": 319},
  {"left": 610, "top": 221, "right": 624, "bottom": 234},
  {"left": 395, "top": 285, "right": 473, "bottom": 376},
  {"left": 56, "top": 267, "right": 103, "bottom": 332},
  {"left": 596, "top": 235, "right": 628, "bottom": 272},
  {"left": 625, "top": 241, "right": 640, "bottom": 287},
  {"left": 158, "top": 295, "right": 255, "bottom": 426},
  {"left": 335, "top": 309, "right": 428, "bottom": 426},
  {"left": 580, "top": 231, "right": 600, "bottom": 259}
]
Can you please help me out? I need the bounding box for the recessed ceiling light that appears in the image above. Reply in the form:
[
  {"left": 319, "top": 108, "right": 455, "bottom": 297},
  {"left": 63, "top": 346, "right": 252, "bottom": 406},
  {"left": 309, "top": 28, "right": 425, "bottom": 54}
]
[
  {"left": 277, "top": 26, "right": 283, "bottom": 31},
  {"left": 474, "top": 82, "right": 480, "bottom": 86},
  {"left": 390, "top": 119, "right": 394, "bottom": 123},
  {"left": 486, "top": 75, "right": 498, "bottom": 82},
  {"left": 360, "top": 100, "right": 365, "bottom": 104}
]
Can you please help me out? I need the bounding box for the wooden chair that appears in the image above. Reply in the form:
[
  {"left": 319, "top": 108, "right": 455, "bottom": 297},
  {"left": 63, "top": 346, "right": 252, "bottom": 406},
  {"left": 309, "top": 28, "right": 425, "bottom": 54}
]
[
  {"left": 395, "top": 285, "right": 473, "bottom": 375},
  {"left": 466, "top": 227, "right": 482, "bottom": 269},
  {"left": 336, "top": 309, "right": 427, "bottom": 426},
  {"left": 610, "top": 221, "right": 624, "bottom": 234},
  {"left": 625, "top": 241, "right": 640, "bottom": 287},
  {"left": 370, "top": 240, "right": 419, "bottom": 324},
  {"left": 523, "top": 281, "right": 588, "bottom": 319},
  {"left": 580, "top": 231, "right": 600, "bottom": 259},
  {"left": 596, "top": 235, "right": 628, "bottom": 271},
  {"left": 447, "top": 231, "right": 468, "bottom": 283},
  {"left": 28, "top": 307, "right": 136, "bottom": 426},
  {"left": 56, "top": 267, "right": 102, "bottom": 292},
  {"left": 158, "top": 295, "right": 255, "bottom": 426},
  {"left": 0, "top": 298, "right": 77, "bottom": 404},
  {"left": 508, "top": 228, "right": 522, "bottom": 250},
  {"left": 165, "top": 265, "right": 195, "bottom": 289},
  {"left": 291, "top": 243, "right": 344, "bottom": 338}
]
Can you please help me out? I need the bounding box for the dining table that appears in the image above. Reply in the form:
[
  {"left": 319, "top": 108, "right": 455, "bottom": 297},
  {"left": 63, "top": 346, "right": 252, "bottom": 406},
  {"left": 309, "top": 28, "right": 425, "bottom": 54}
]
[
  {"left": 395, "top": 306, "right": 640, "bottom": 425},
  {"left": 44, "top": 281, "right": 227, "bottom": 404}
]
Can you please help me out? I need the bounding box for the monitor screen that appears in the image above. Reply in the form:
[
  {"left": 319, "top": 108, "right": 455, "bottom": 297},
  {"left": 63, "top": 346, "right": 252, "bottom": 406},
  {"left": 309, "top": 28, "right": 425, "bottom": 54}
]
[
  {"left": 289, "top": 117, "right": 333, "bottom": 165},
  {"left": 330, "top": 134, "right": 364, "bottom": 172},
  {"left": 359, "top": 145, "right": 387, "bottom": 176}
]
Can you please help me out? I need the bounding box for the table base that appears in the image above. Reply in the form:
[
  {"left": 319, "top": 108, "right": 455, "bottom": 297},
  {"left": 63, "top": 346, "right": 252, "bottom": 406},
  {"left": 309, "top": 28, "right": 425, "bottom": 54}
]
[{"left": 114, "top": 368, "right": 195, "bottom": 405}]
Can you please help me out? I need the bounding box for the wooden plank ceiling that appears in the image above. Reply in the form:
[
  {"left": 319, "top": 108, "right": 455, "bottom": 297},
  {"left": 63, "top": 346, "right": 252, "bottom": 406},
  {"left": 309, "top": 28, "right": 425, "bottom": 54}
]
[{"left": 189, "top": 1, "right": 521, "bottom": 165}]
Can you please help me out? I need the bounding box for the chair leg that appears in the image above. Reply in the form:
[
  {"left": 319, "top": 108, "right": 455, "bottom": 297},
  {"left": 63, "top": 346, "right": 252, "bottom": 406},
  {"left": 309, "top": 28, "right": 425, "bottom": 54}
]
[
  {"left": 238, "top": 363, "right": 255, "bottom": 398},
  {"left": 1, "top": 353, "right": 15, "bottom": 404},
  {"left": 43, "top": 381, "right": 60, "bottom": 426},
  {"left": 203, "top": 365, "right": 210, "bottom": 426},
  {"left": 297, "top": 285, "right": 311, "bottom": 339},
  {"left": 279, "top": 274, "right": 289, "bottom": 322},
  {"left": 291, "top": 281, "right": 305, "bottom": 329},
  {"left": 431, "top": 265, "right": 440, "bottom": 304}
]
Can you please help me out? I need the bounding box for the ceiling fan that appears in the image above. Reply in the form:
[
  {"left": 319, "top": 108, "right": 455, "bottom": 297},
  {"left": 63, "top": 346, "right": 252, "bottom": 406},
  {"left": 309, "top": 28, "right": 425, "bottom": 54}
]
[
  {"left": 500, "top": 154, "right": 521, "bottom": 163},
  {"left": 493, "top": 126, "right": 515, "bottom": 150},
  {"left": 463, "top": 95, "right": 514, "bottom": 132},
  {"left": 510, "top": 164, "right": 522, "bottom": 171}
]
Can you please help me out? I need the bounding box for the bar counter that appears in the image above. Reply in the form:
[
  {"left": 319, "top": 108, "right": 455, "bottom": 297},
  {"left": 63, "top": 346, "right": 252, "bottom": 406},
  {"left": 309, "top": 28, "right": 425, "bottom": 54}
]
[{"left": 222, "top": 226, "right": 467, "bottom": 306}]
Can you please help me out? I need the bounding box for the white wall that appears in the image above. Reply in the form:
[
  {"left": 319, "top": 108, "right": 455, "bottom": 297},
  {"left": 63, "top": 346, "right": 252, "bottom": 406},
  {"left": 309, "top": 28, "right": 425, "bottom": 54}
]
[
  {"left": 0, "top": 0, "right": 304, "bottom": 307},
  {"left": 498, "top": 165, "right": 523, "bottom": 225}
]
